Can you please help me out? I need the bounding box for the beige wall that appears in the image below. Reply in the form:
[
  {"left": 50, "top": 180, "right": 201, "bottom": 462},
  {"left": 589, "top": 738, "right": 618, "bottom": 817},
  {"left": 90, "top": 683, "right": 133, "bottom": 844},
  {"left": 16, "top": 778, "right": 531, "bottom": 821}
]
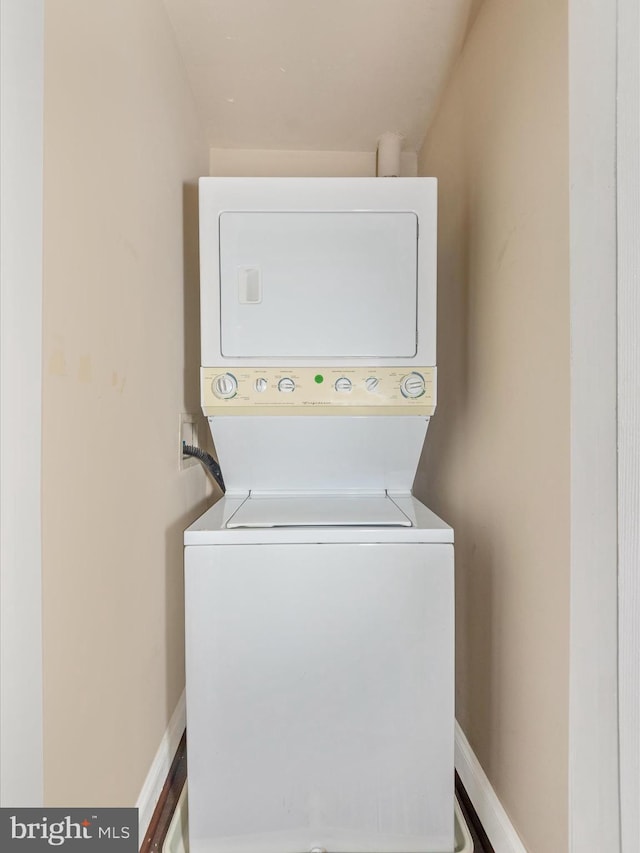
[
  {"left": 210, "top": 147, "right": 417, "bottom": 177},
  {"left": 416, "top": 1, "right": 569, "bottom": 851},
  {"left": 42, "top": 0, "right": 210, "bottom": 805}
]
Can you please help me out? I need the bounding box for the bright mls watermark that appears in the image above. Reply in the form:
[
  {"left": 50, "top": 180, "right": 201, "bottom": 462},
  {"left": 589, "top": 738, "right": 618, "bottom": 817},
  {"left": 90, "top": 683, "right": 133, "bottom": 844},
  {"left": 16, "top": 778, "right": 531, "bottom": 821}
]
[{"left": 0, "top": 809, "right": 137, "bottom": 851}]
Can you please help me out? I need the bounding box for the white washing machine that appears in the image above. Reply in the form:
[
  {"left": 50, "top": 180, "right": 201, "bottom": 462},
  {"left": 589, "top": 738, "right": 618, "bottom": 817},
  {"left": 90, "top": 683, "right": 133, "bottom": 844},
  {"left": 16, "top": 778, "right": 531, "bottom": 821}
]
[{"left": 184, "top": 178, "right": 455, "bottom": 853}]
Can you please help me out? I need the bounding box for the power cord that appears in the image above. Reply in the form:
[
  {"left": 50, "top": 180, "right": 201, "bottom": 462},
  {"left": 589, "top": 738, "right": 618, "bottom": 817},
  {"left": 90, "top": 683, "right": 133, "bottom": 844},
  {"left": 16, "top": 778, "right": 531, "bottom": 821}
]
[{"left": 182, "top": 444, "right": 225, "bottom": 493}]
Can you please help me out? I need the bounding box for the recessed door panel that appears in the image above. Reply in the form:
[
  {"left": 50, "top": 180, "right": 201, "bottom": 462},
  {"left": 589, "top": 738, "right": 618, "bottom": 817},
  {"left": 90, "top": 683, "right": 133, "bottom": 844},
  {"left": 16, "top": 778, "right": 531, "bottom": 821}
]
[{"left": 219, "top": 212, "right": 418, "bottom": 358}]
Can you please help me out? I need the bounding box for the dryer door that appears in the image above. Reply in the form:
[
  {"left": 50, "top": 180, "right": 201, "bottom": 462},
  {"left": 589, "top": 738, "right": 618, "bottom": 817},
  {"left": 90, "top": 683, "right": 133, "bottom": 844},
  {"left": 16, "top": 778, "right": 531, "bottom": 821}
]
[{"left": 219, "top": 211, "right": 418, "bottom": 358}]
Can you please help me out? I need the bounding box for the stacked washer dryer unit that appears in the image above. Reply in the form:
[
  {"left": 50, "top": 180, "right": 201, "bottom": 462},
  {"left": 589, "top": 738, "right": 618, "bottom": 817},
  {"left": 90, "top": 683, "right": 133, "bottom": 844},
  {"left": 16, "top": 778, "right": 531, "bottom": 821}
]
[{"left": 184, "top": 178, "right": 454, "bottom": 853}]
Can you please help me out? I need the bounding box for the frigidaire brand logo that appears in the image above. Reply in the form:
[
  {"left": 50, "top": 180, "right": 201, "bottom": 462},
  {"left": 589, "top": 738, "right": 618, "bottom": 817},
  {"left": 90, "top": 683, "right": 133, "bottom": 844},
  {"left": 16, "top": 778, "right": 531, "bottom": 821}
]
[{"left": 0, "top": 808, "right": 137, "bottom": 851}]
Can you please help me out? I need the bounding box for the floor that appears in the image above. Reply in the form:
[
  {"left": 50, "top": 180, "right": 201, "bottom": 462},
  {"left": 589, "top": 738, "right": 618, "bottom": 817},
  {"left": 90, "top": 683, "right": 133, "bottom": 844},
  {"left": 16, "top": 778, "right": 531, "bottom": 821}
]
[{"left": 142, "top": 735, "right": 495, "bottom": 853}]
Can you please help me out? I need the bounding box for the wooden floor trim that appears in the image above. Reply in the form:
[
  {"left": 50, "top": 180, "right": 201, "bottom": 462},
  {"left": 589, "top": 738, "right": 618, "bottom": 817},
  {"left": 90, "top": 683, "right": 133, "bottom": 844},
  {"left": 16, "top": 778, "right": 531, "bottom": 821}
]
[{"left": 139, "top": 730, "right": 187, "bottom": 853}]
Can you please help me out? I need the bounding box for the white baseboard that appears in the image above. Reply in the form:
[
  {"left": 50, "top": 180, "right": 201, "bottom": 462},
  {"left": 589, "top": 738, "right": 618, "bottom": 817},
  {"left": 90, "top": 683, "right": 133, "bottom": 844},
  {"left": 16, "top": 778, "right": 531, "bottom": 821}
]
[
  {"left": 136, "top": 690, "right": 186, "bottom": 848},
  {"left": 455, "top": 721, "right": 528, "bottom": 853}
]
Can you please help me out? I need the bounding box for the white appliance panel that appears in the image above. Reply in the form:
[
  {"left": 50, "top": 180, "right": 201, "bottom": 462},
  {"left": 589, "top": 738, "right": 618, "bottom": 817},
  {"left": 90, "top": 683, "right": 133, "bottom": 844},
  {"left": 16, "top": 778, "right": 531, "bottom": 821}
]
[
  {"left": 219, "top": 212, "right": 418, "bottom": 358},
  {"left": 198, "top": 178, "right": 437, "bottom": 368},
  {"left": 211, "top": 416, "right": 429, "bottom": 493},
  {"left": 185, "top": 542, "right": 455, "bottom": 853}
]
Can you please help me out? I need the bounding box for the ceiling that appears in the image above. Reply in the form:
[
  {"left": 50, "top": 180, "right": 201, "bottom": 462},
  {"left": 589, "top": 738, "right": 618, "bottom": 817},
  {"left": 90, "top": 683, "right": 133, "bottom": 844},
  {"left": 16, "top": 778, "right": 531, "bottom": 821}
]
[{"left": 163, "top": 0, "right": 475, "bottom": 154}]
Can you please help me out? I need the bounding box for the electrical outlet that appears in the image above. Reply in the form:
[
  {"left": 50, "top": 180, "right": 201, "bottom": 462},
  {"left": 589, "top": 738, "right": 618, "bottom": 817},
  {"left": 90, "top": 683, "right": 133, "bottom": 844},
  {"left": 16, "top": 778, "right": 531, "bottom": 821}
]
[{"left": 179, "top": 413, "right": 199, "bottom": 470}]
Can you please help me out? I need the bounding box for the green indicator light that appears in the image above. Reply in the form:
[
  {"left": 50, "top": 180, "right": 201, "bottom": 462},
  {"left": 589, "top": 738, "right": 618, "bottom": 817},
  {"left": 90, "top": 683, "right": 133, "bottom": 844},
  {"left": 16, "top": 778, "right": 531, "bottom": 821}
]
[{"left": 314, "top": 374, "right": 324, "bottom": 384}]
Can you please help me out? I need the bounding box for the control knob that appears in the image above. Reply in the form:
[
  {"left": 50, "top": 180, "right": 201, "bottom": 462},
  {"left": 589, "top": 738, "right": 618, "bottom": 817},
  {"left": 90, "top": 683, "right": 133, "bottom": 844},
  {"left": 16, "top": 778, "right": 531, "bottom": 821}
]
[
  {"left": 278, "top": 377, "right": 296, "bottom": 393},
  {"left": 212, "top": 373, "right": 238, "bottom": 399},
  {"left": 254, "top": 377, "right": 268, "bottom": 393},
  {"left": 334, "top": 377, "right": 352, "bottom": 393},
  {"left": 400, "top": 372, "right": 426, "bottom": 399},
  {"left": 365, "top": 376, "right": 380, "bottom": 393}
]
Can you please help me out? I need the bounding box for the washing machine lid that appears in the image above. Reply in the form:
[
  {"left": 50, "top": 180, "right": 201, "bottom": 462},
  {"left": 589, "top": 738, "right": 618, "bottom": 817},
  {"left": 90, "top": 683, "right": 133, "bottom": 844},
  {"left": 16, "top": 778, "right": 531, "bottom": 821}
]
[
  {"left": 225, "top": 494, "right": 412, "bottom": 529},
  {"left": 184, "top": 494, "right": 454, "bottom": 545}
]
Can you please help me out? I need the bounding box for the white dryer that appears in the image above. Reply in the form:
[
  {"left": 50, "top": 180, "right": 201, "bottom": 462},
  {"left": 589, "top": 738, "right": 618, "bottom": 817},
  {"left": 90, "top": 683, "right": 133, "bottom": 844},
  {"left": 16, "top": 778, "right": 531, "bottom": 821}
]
[{"left": 184, "top": 178, "right": 455, "bottom": 853}]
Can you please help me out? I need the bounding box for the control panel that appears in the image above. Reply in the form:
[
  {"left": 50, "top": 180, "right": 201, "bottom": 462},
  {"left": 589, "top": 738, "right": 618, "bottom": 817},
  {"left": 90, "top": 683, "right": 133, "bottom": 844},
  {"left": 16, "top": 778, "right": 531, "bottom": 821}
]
[{"left": 202, "top": 367, "right": 436, "bottom": 416}]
